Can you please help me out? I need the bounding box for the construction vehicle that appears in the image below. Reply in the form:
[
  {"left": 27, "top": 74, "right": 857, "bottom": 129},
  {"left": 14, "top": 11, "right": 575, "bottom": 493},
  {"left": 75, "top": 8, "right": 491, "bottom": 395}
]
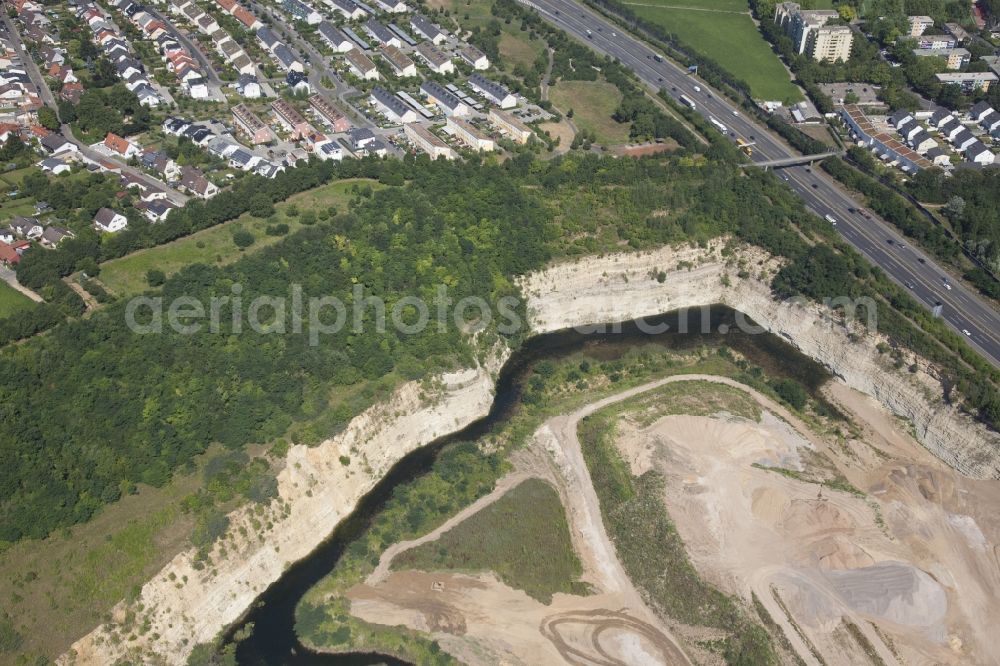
[{"left": 737, "top": 138, "right": 755, "bottom": 156}]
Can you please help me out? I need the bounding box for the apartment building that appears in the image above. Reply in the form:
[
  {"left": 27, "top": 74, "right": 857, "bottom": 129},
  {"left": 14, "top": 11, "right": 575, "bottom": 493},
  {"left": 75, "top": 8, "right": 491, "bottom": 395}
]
[
  {"left": 489, "top": 108, "right": 532, "bottom": 144},
  {"left": 232, "top": 103, "right": 274, "bottom": 143},
  {"left": 447, "top": 116, "right": 494, "bottom": 152},
  {"left": 912, "top": 47, "right": 970, "bottom": 70},
  {"left": 774, "top": 2, "right": 853, "bottom": 62},
  {"left": 935, "top": 72, "right": 997, "bottom": 92},
  {"left": 907, "top": 15, "right": 934, "bottom": 37},
  {"left": 404, "top": 123, "right": 454, "bottom": 160}
]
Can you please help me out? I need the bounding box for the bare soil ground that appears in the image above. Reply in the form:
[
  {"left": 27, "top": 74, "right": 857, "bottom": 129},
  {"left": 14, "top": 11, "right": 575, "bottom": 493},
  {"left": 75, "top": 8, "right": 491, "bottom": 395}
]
[{"left": 346, "top": 375, "right": 1000, "bottom": 666}]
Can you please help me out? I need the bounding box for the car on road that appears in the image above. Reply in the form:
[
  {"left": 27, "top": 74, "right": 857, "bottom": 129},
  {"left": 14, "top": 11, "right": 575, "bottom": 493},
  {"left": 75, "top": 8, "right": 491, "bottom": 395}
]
[
  {"left": 905, "top": 281, "right": 914, "bottom": 289},
  {"left": 811, "top": 183, "right": 818, "bottom": 189},
  {"left": 781, "top": 174, "right": 789, "bottom": 181},
  {"left": 962, "top": 329, "right": 971, "bottom": 337},
  {"left": 918, "top": 257, "right": 926, "bottom": 264},
  {"left": 733, "top": 110, "right": 739, "bottom": 116},
  {"left": 693, "top": 85, "right": 701, "bottom": 92},
  {"left": 942, "top": 278, "right": 952, "bottom": 290}
]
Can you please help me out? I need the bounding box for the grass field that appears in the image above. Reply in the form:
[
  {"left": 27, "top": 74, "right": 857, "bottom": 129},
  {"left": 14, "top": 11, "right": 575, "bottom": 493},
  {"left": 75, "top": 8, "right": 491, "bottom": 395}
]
[
  {"left": 98, "top": 179, "right": 375, "bottom": 297},
  {"left": 499, "top": 30, "right": 547, "bottom": 70},
  {"left": 626, "top": 3, "right": 803, "bottom": 102},
  {"left": 549, "top": 79, "right": 631, "bottom": 145},
  {"left": 394, "top": 478, "right": 587, "bottom": 603},
  {"left": 0, "top": 281, "right": 34, "bottom": 318}
]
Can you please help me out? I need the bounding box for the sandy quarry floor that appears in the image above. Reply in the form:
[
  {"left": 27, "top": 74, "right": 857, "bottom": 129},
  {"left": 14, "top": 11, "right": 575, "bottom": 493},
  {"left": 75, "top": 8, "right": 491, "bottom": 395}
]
[{"left": 346, "top": 375, "right": 1000, "bottom": 666}]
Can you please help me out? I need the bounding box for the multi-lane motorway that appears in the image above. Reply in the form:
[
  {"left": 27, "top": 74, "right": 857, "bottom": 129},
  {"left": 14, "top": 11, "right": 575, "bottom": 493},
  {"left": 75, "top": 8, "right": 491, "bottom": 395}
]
[{"left": 521, "top": 0, "right": 1000, "bottom": 367}]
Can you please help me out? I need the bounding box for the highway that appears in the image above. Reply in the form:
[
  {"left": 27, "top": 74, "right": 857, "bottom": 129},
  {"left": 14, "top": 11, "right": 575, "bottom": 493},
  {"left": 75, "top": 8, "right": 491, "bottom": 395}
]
[{"left": 521, "top": 0, "right": 1000, "bottom": 368}]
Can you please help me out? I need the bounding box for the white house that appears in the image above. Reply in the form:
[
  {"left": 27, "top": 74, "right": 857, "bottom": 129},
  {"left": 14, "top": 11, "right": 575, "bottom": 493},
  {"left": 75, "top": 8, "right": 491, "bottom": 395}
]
[{"left": 93, "top": 207, "right": 128, "bottom": 232}]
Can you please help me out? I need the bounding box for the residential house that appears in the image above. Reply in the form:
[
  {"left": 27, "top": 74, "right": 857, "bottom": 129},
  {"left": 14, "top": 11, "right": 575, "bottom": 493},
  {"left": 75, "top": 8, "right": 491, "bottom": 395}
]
[
  {"left": 468, "top": 73, "right": 516, "bottom": 108},
  {"left": 104, "top": 132, "right": 140, "bottom": 158},
  {"left": 414, "top": 42, "right": 453, "bottom": 74},
  {"left": 928, "top": 108, "right": 954, "bottom": 128},
  {"left": 887, "top": 109, "right": 913, "bottom": 129},
  {"left": 271, "top": 99, "right": 314, "bottom": 140},
  {"left": 232, "top": 103, "right": 274, "bottom": 144},
  {"left": 0, "top": 241, "right": 28, "bottom": 266},
  {"left": 410, "top": 14, "right": 445, "bottom": 44},
  {"left": 325, "top": 0, "right": 366, "bottom": 20},
  {"left": 965, "top": 142, "right": 995, "bottom": 165},
  {"left": 365, "top": 19, "right": 399, "bottom": 47},
  {"left": 139, "top": 199, "right": 177, "bottom": 222},
  {"left": 404, "top": 122, "right": 453, "bottom": 160},
  {"left": 282, "top": 0, "right": 322, "bottom": 24},
  {"left": 374, "top": 0, "right": 406, "bottom": 12},
  {"left": 897, "top": 118, "right": 921, "bottom": 142},
  {"left": 420, "top": 81, "right": 468, "bottom": 117},
  {"left": 40, "top": 133, "right": 77, "bottom": 155},
  {"left": 348, "top": 127, "right": 376, "bottom": 150},
  {"left": 309, "top": 93, "right": 352, "bottom": 132},
  {"left": 236, "top": 73, "right": 262, "bottom": 98},
  {"left": 489, "top": 108, "right": 532, "bottom": 144},
  {"left": 93, "top": 207, "right": 128, "bottom": 232},
  {"left": 969, "top": 101, "right": 994, "bottom": 123},
  {"left": 345, "top": 48, "right": 379, "bottom": 80},
  {"left": 459, "top": 45, "right": 489, "bottom": 70},
  {"left": 379, "top": 44, "right": 416, "bottom": 77},
  {"left": 909, "top": 131, "right": 937, "bottom": 153},
  {"left": 39, "top": 157, "right": 71, "bottom": 174},
  {"left": 11, "top": 216, "right": 42, "bottom": 239},
  {"left": 369, "top": 86, "right": 417, "bottom": 123},
  {"left": 952, "top": 129, "right": 977, "bottom": 151},
  {"left": 318, "top": 21, "right": 353, "bottom": 53},
  {"left": 273, "top": 44, "right": 303, "bottom": 72},
  {"left": 925, "top": 147, "right": 951, "bottom": 166},
  {"left": 179, "top": 166, "right": 219, "bottom": 198},
  {"left": 446, "top": 116, "right": 494, "bottom": 152},
  {"left": 40, "top": 226, "right": 73, "bottom": 248}
]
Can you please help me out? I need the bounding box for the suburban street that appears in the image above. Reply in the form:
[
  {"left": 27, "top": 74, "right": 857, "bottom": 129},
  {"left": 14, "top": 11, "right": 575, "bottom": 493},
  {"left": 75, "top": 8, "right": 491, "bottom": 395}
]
[
  {"left": 521, "top": 0, "right": 1000, "bottom": 368},
  {"left": 0, "top": 13, "right": 190, "bottom": 205}
]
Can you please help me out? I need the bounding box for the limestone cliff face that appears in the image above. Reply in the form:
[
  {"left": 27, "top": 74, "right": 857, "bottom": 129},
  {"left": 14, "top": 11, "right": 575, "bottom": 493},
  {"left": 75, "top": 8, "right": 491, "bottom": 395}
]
[
  {"left": 62, "top": 241, "right": 998, "bottom": 665},
  {"left": 520, "top": 243, "right": 1000, "bottom": 479},
  {"left": 61, "top": 359, "right": 507, "bottom": 665}
]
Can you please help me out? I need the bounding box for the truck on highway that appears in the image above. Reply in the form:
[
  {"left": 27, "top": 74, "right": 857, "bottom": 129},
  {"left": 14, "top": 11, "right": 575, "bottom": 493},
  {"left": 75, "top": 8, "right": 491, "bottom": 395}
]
[
  {"left": 824, "top": 214, "right": 838, "bottom": 225},
  {"left": 709, "top": 116, "right": 727, "bottom": 133},
  {"left": 679, "top": 94, "right": 696, "bottom": 109},
  {"left": 653, "top": 53, "right": 663, "bottom": 62}
]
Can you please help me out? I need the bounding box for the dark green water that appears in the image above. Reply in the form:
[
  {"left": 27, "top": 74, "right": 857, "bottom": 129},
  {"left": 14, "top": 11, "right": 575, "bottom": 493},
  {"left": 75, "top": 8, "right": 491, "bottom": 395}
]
[{"left": 227, "top": 306, "right": 829, "bottom": 664}]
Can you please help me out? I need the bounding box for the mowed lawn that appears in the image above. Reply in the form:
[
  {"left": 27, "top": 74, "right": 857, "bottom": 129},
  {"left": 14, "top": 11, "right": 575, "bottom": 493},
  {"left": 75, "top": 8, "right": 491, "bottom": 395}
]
[
  {"left": 549, "top": 79, "right": 631, "bottom": 145},
  {"left": 627, "top": 4, "right": 803, "bottom": 102},
  {"left": 0, "top": 280, "right": 34, "bottom": 318},
  {"left": 99, "top": 179, "right": 376, "bottom": 297}
]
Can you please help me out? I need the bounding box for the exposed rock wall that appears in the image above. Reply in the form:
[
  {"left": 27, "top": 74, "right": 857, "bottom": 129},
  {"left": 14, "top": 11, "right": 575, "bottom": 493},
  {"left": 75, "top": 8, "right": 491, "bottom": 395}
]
[
  {"left": 520, "top": 243, "right": 1000, "bottom": 479},
  {"left": 63, "top": 241, "right": 998, "bottom": 665},
  {"left": 62, "top": 359, "right": 506, "bottom": 665}
]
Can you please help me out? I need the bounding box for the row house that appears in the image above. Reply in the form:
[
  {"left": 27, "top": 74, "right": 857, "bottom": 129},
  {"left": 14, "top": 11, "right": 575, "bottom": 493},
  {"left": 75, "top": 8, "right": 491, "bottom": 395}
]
[
  {"left": 404, "top": 123, "right": 453, "bottom": 160},
  {"left": 446, "top": 116, "right": 494, "bottom": 152},
  {"left": 232, "top": 103, "right": 274, "bottom": 144},
  {"left": 308, "top": 93, "right": 352, "bottom": 132},
  {"left": 271, "top": 98, "right": 315, "bottom": 140},
  {"left": 414, "top": 42, "right": 453, "bottom": 74}
]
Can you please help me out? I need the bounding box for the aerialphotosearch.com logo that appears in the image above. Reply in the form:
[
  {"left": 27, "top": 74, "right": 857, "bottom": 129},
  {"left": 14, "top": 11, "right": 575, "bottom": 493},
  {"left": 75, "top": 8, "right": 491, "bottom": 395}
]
[
  {"left": 124, "top": 283, "right": 879, "bottom": 346},
  {"left": 125, "top": 284, "right": 524, "bottom": 346}
]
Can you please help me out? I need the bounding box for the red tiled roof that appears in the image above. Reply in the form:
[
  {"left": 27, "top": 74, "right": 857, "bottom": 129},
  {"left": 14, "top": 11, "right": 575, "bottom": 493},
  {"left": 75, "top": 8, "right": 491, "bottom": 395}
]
[
  {"left": 0, "top": 242, "right": 21, "bottom": 265},
  {"left": 104, "top": 132, "right": 131, "bottom": 155}
]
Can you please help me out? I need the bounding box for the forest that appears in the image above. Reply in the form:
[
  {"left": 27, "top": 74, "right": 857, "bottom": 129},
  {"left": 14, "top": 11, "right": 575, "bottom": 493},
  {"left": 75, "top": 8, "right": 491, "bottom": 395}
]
[{"left": 1, "top": 148, "right": 998, "bottom": 544}]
